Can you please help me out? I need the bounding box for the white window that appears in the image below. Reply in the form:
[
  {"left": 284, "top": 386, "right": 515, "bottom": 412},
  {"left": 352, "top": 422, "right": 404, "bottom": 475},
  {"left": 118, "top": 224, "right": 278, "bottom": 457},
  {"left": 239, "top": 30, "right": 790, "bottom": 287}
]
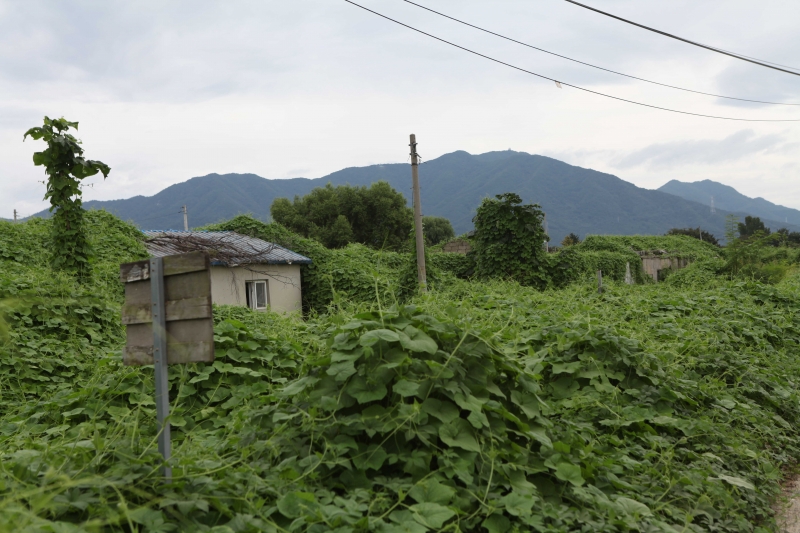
[{"left": 245, "top": 280, "right": 269, "bottom": 310}]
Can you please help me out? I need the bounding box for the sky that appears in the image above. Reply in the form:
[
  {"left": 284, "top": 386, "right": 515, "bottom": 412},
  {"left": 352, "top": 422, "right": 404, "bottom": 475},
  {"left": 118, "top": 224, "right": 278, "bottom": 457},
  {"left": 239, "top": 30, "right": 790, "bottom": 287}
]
[{"left": 1, "top": 0, "right": 799, "bottom": 219}]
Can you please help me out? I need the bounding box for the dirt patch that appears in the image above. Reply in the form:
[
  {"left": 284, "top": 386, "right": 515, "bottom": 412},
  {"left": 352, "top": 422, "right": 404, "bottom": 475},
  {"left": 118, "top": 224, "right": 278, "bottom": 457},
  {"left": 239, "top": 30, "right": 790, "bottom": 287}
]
[{"left": 777, "top": 476, "right": 800, "bottom": 533}]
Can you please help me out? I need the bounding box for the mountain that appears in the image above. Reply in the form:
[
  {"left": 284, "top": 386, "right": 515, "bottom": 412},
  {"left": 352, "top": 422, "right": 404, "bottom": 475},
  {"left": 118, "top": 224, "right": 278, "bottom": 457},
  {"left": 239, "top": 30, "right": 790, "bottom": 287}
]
[
  {"left": 659, "top": 179, "right": 800, "bottom": 227},
  {"left": 26, "top": 150, "right": 800, "bottom": 244}
]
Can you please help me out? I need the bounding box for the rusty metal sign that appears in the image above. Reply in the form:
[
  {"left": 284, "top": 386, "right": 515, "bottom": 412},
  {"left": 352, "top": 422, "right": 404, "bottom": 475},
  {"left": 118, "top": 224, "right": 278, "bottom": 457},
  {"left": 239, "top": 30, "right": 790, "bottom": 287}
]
[
  {"left": 120, "top": 251, "right": 214, "bottom": 365},
  {"left": 119, "top": 251, "right": 214, "bottom": 479}
]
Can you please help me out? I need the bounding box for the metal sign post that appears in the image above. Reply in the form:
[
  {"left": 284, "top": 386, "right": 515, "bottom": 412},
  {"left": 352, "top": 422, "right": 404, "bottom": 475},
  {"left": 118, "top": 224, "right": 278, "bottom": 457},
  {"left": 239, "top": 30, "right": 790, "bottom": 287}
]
[
  {"left": 149, "top": 257, "right": 172, "bottom": 479},
  {"left": 120, "top": 251, "right": 214, "bottom": 480}
]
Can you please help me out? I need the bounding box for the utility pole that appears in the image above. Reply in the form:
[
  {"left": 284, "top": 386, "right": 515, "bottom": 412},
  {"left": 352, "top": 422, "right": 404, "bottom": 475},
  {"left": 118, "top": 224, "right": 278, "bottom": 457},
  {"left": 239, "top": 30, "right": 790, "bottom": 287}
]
[
  {"left": 13, "top": 209, "right": 17, "bottom": 223},
  {"left": 182, "top": 205, "right": 188, "bottom": 231},
  {"left": 409, "top": 134, "right": 427, "bottom": 292},
  {"left": 543, "top": 212, "right": 549, "bottom": 252}
]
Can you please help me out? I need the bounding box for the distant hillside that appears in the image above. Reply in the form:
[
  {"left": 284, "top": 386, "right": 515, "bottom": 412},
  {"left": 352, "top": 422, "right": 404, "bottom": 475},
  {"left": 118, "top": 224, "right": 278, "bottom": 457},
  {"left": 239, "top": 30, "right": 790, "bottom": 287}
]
[
  {"left": 659, "top": 179, "right": 800, "bottom": 227},
  {"left": 27, "top": 150, "right": 800, "bottom": 243}
]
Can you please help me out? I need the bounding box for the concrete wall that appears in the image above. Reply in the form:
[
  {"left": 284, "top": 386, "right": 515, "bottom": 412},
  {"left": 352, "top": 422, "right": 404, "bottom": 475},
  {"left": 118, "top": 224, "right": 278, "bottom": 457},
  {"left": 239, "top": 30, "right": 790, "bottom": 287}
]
[
  {"left": 641, "top": 256, "right": 690, "bottom": 282},
  {"left": 443, "top": 239, "right": 471, "bottom": 254},
  {"left": 209, "top": 263, "right": 302, "bottom": 313}
]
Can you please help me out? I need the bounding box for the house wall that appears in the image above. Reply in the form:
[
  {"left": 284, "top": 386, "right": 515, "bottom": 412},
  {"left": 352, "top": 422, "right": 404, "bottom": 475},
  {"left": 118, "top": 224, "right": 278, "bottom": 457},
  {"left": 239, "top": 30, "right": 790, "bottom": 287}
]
[
  {"left": 209, "top": 263, "right": 302, "bottom": 313},
  {"left": 443, "top": 240, "right": 471, "bottom": 254}
]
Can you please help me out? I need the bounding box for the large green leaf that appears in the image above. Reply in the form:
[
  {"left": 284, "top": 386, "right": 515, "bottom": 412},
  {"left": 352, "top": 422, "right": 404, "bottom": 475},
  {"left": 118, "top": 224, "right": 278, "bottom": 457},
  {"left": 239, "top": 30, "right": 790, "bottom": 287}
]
[
  {"left": 499, "top": 491, "right": 535, "bottom": 517},
  {"left": 439, "top": 418, "right": 481, "bottom": 452},
  {"left": 393, "top": 379, "right": 419, "bottom": 397},
  {"left": 422, "top": 398, "right": 460, "bottom": 424},
  {"left": 346, "top": 376, "right": 388, "bottom": 404},
  {"left": 399, "top": 326, "right": 438, "bottom": 354},
  {"left": 554, "top": 462, "right": 584, "bottom": 486},
  {"left": 408, "top": 479, "right": 456, "bottom": 505},
  {"left": 614, "top": 496, "right": 652, "bottom": 516},
  {"left": 482, "top": 513, "right": 511, "bottom": 533},
  {"left": 715, "top": 475, "right": 755, "bottom": 490},
  {"left": 410, "top": 502, "right": 456, "bottom": 529},
  {"left": 360, "top": 328, "right": 400, "bottom": 346},
  {"left": 277, "top": 491, "right": 318, "bottom": 519}
]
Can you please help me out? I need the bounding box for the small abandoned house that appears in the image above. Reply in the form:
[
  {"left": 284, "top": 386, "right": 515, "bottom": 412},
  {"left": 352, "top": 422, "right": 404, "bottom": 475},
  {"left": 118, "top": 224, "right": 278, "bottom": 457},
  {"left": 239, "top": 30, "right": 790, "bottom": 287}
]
[{"left": 143, "top": 231, "right": 311, "bottom": 313}]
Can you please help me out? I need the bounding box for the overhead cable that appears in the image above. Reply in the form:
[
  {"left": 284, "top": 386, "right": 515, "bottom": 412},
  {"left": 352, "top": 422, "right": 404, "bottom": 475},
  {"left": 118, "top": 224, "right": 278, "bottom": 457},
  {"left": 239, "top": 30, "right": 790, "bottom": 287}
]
[
  {"left": 562, "top": 0, "right": 800, "bottom": 76},
  {"left": 342, "top": 0, "right": 800, "bottom": 122},
  {"left": 400, "top": 0, "right": 799, "bottom": 106}
]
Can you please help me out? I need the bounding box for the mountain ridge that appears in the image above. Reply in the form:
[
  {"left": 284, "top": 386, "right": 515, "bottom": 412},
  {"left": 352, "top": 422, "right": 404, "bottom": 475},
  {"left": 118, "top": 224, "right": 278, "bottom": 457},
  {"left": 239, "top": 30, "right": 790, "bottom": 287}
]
[
  {"left": 25, "top": 150, "right": 800, "bottom": 243},
  {"left": 658, "top": 179, "right": 800, "bottom": 227}
]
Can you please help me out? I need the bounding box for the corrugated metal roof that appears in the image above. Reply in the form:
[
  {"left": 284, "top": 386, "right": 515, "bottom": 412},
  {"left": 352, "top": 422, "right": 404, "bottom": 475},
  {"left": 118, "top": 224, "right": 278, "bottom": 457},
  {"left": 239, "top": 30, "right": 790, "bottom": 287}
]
[{"left": 142, "top": 230, "right": 312, "bottom": 266}]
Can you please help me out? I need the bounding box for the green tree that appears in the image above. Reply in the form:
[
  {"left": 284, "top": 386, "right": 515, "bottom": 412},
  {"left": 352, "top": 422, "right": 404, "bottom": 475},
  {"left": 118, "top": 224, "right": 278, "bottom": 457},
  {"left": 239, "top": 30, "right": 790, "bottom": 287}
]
[
  {"left": 737, "top": 216, "right": 769, "bottom": 239},
  {"left": 561, "top": 233, "right": 581, "bottom": 247},
  {"left": 666, "top": 227, "right": 719, "bottom": 246},
  {"left": 271, "top": 182, "right": 412, "bottom": 250},
  {"left": 422, "top": 216, "right": 454, "bottom": 246},
  {"left": 774, "top": 228, "right": 800, "bottom": 247},
  {"left": 24, "top": 117, "right": 110, "bottom": 278},
  {"left": 471, "top": 193, "right": 548, "bottom": 287}
]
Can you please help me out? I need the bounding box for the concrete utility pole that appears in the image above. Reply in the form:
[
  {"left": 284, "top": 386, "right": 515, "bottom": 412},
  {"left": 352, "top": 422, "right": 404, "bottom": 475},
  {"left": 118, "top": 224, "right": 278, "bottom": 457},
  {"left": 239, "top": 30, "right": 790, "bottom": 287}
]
[
  {"left": 543, "top": 213, "right": 549, "bottom": 252},
  {"left": 409, "top": 134, "right": 427, "bottom": 292},
  {"left": 182, "top": 205, "right": 188, "bottom": 231},
  {"left": 13, "top": 209, "right": 17, "bottom": 223}
]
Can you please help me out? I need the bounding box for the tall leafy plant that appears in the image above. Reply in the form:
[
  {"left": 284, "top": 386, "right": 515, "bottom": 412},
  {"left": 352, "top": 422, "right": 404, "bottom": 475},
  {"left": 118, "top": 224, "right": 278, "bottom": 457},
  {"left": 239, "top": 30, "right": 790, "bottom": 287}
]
[
  {"left": 24, "top": 117, "right": 110, "bottom": 278},
  {"left": 471, "top": 192, "right": 548, "bottom": 287}
]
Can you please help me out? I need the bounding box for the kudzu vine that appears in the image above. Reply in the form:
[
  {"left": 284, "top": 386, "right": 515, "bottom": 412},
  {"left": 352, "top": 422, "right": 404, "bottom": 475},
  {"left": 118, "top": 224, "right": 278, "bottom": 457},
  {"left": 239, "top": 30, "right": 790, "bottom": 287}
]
[
  {"left": 471, "top": 192, "right": 549, "bottom": 288},
  {"left": 24, "top": 117, "right": 110, "bottom": 279}
]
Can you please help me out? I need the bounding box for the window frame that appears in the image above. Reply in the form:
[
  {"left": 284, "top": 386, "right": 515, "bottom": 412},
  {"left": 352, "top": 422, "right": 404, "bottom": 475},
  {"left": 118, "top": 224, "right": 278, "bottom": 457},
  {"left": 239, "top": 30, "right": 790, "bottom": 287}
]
[{"left": 245, "top": 280, "right": 269, "bottom": 310}]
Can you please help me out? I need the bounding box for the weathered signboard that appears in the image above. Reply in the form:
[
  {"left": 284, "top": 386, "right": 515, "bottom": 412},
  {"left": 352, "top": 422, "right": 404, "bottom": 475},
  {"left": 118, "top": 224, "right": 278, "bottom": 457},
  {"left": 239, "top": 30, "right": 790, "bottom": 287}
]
[
  {"left": 120, "top": 251, "right": 214, "bottom": 365},
  {"left": 120, "top": 251, "right": 214, "bottom": 479}
]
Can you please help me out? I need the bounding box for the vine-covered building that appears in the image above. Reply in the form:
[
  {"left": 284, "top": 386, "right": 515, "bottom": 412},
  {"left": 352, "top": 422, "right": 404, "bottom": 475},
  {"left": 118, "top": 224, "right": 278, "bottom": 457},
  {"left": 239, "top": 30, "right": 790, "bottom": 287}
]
[{"left": 143, "top": 230, "right": 311, "bottom": 313}]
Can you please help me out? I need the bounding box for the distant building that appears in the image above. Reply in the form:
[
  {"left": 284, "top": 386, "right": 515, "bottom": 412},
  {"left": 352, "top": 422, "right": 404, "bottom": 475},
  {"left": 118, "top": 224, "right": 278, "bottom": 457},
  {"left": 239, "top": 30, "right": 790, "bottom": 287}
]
[
  {"left": 442, "top": 239, "right": 472, "bottom": 254},
  {"left": 143, "top": 230, "right": 311, "bottom": 313},
  {"left": 637, "top": 250, "right": 690, "bottom": 282}
]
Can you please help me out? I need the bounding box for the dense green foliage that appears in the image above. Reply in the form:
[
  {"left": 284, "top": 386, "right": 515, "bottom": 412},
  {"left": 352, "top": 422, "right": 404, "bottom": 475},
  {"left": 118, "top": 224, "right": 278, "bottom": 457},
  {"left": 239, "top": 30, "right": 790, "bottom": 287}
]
[
  {"left": 423, "top": 217, "right": 455, "bottom": 246},
  {"left": 773, "top": 228, "right": 800, "bottom": 247},
  {"left": 5, "top": 211, "right": 800, "bottom": 531},
  {"left": 271, "top": 182, "right": 412, "bottom": 251},
  {"left": 666, "top": 228, "right": 719, "bottom": 246},
  {"left": 471, "top": 193, "right": 548, "bottom": 288},
  {"left": 738, "top": 217, "right": 770, "bottom": 239},
  {"left": 560, "top": 233, "right": 580, "bottom": 247},
  {"left": 24, "top": 117, "right": 111, "bottom": 278}
]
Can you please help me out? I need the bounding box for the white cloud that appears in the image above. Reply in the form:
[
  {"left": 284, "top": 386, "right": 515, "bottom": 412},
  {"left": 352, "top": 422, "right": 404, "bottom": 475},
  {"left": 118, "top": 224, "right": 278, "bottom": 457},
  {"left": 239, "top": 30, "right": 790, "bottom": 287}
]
[
  {"left": 2, "top": 0, "right": 800, "bottom": 217},
  {"left": 612, "top": 130, "right": 790, "bottom": 170}
]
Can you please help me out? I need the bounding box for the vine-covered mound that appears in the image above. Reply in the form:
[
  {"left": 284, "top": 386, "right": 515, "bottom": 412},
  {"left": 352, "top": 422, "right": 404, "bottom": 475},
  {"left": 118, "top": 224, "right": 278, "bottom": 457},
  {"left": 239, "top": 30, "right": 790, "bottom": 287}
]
[
  {"left": 2, "top": 212, "right": 800, "bottom": 532},
  {"left": 241, "top": 301, "right": 794, "bottom": 532}
]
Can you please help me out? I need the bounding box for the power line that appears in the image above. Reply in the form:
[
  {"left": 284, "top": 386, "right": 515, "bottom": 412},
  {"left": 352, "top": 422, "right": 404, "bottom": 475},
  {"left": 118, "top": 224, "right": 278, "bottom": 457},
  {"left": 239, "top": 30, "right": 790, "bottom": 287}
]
[
  {"left": 342, "top": 0, "right": 800, "bottom": 122},
  {"left": 562, "top": 0, "right": 800, "bottom": 76},
  {"left": 400, "top": 0, "right": 800, "bottom": 106}
]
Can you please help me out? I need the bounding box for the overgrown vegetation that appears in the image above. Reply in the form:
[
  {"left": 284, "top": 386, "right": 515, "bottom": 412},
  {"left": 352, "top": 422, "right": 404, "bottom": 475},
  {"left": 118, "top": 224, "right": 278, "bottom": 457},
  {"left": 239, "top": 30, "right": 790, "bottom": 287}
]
[
  {"left": 422, "top": 216, "right": 455, "bottom": 246},
  {"left": 666, "top": 227, "right": 719, "bottom": 246},
  {"left": 271, "top": 182, "right": 412, "bottom": 251},
  {"left": 471, "top": 193, "right": 549, "bottom": 288},
  {"left": 4, "top": 208, "right": 800, "bottom": 531},
  {"left": 24, "top": 117, "right": 111, "bottom": 279}
]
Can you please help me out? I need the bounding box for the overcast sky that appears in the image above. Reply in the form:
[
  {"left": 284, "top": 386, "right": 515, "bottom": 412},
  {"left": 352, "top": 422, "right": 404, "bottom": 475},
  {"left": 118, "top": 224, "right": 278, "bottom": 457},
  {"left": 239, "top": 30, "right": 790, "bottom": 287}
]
[{"left": 2, "top": 0, "right": 799, "bottom": 218}]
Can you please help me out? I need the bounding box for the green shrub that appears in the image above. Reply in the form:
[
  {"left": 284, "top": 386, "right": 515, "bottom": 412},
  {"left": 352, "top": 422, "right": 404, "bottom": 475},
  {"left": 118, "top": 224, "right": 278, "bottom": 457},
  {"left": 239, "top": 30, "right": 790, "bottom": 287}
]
[{"left": 471, "top": 193, "right": 549, "bottom": 288}]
